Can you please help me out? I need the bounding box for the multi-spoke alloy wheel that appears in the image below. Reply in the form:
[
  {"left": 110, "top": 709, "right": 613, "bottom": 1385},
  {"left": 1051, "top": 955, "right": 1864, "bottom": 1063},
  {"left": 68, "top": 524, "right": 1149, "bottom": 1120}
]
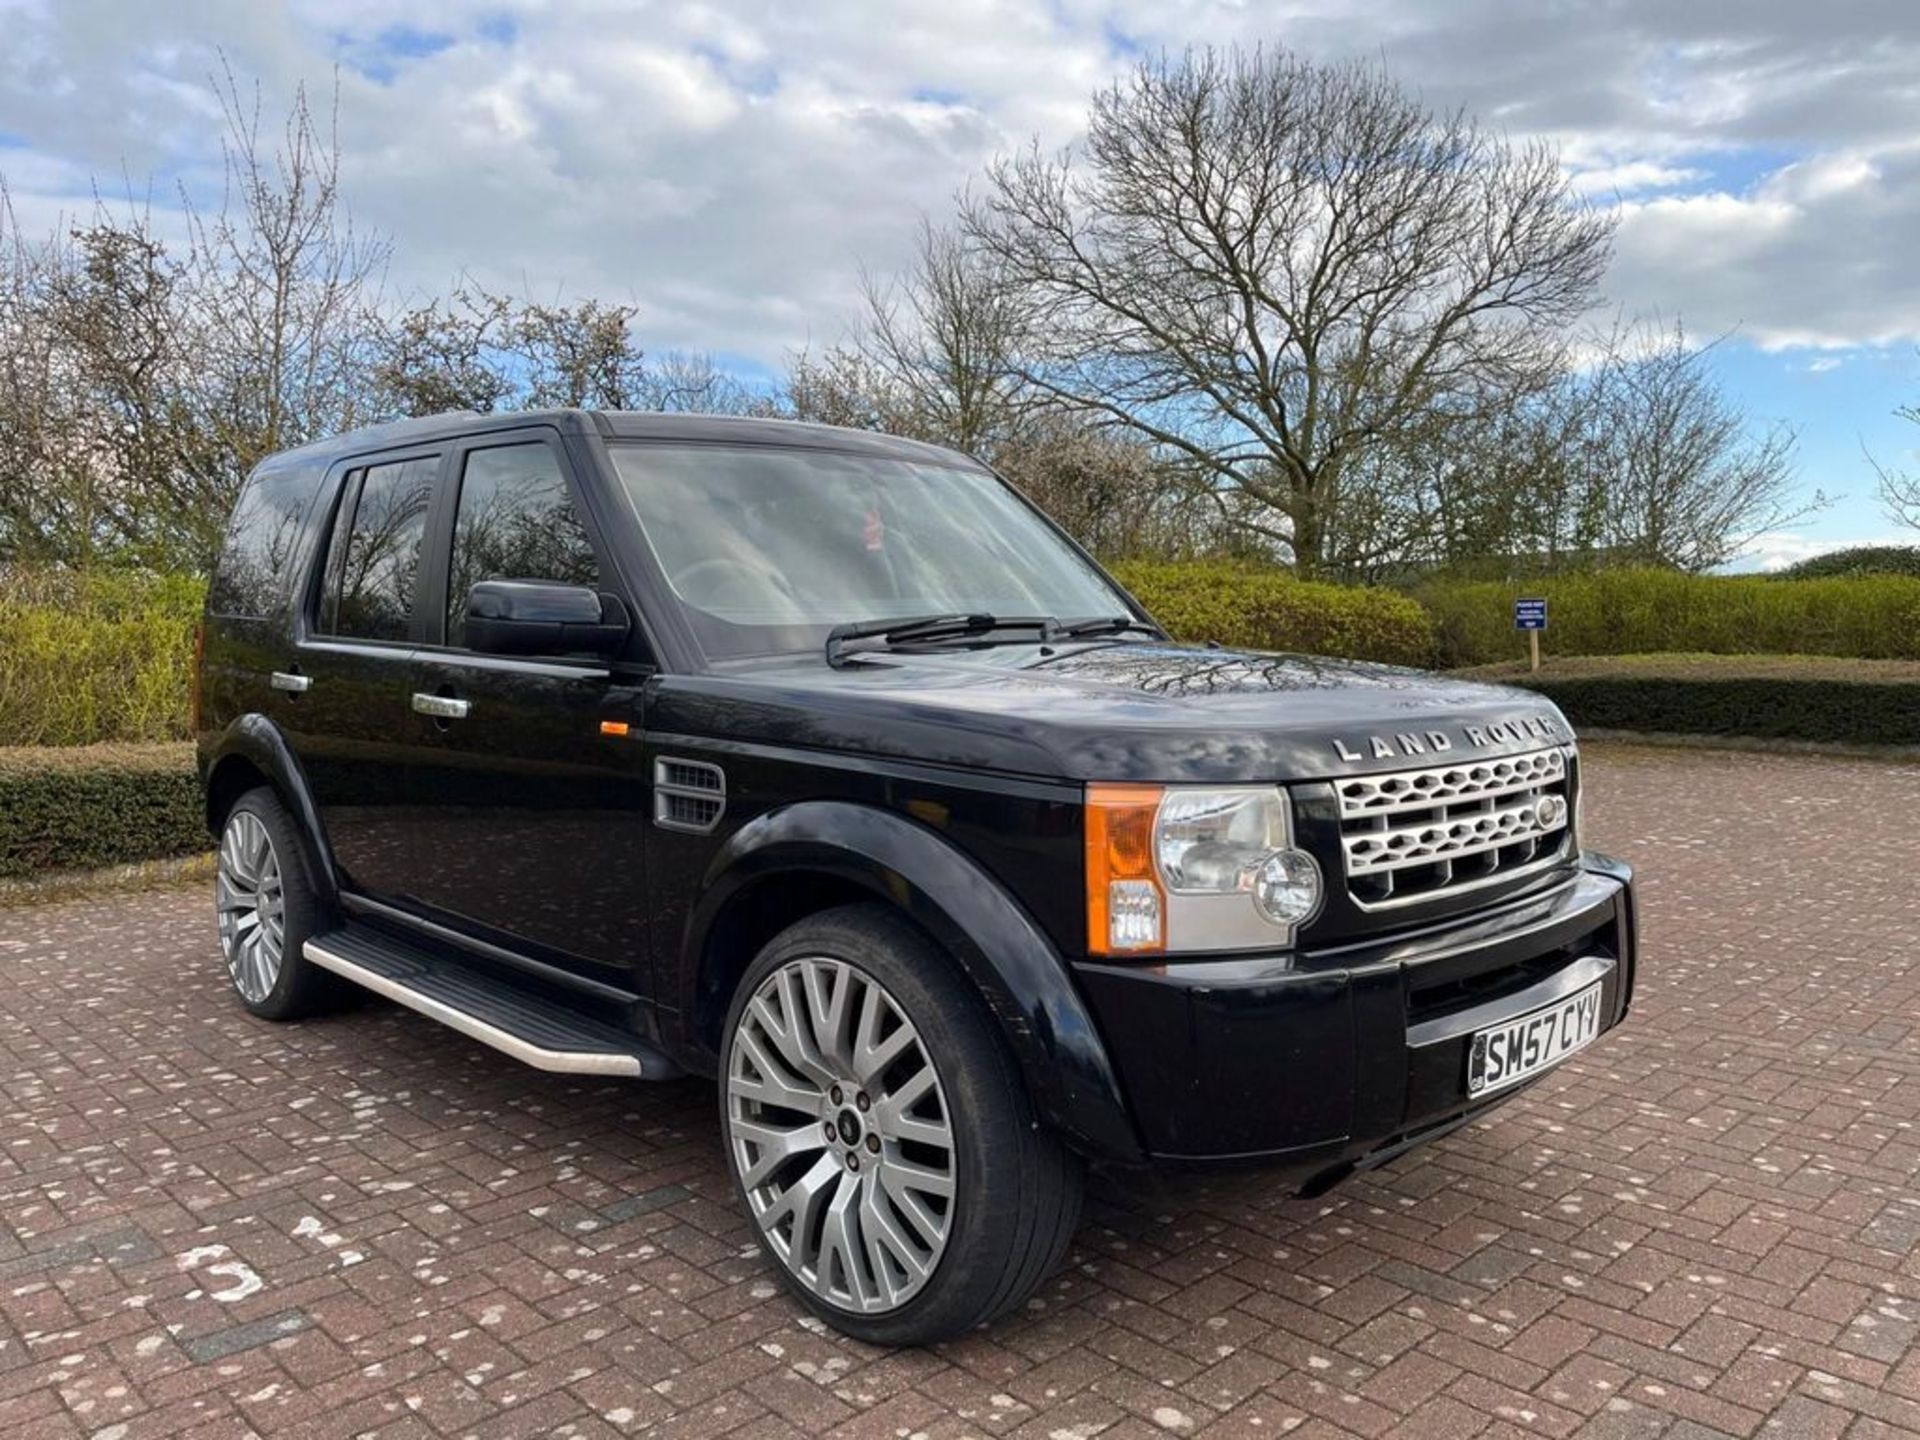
[
  {"left": 727, "top": 956, "right": 956, "bottom": 1314},
  {"left": 211, "top": 787, "right": 337, "bottom": 1022},
  {"left": 216, "top": 808, "right": 285, "bottom": 1004}
]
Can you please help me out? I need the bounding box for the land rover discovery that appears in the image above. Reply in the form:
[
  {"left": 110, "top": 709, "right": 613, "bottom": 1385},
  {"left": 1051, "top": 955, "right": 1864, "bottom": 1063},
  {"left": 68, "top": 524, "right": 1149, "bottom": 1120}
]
[{"left": 195, "top": 409, "right": 1636, "bottom": 1344}]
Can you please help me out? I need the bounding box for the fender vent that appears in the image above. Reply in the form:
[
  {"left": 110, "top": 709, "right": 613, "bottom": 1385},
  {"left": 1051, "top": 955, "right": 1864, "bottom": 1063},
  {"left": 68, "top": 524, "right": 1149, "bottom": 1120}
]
[{"left": 654, "top": 757, "right": 726, "bottom": 834}]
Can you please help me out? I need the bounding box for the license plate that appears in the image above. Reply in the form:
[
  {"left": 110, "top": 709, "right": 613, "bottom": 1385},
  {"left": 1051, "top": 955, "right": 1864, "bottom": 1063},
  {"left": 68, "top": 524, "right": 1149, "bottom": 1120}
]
[{"left": 1467, "top": 981, "right": 1604, "bottom": 1097}]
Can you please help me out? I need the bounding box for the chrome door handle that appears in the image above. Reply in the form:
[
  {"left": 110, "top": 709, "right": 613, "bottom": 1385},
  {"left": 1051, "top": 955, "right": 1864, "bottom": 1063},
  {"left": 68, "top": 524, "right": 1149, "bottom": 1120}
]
[
  {"left": 412, "top": 692, "right": 470, "bottom": 720},
  {"left": 270, "top": 671, "right": 311, "bottom": 694}
]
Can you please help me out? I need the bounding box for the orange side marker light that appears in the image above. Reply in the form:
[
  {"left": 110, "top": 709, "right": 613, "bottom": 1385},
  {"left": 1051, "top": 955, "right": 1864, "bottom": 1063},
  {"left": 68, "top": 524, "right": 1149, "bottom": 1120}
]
[{"left": 599, "top": 720, "right": 631, "bottom": 737}]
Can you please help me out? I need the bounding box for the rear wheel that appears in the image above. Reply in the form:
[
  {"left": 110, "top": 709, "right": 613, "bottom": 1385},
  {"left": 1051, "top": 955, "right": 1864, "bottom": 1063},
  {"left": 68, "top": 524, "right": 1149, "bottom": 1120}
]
[
  {"left": 720, "top": 903, "right": 1082, "bottom": 1344},
  {"left": 213, "top": 787, "right": 341, "bottom": 1020}
]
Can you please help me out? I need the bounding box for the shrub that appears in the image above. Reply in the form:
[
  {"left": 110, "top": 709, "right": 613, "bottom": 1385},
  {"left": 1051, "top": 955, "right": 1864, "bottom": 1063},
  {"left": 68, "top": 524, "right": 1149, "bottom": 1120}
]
[
  {"left": 0, "top": 743, "right": 206, "bottom": 878},
  {"left": 1459, "top": 654, "right": 1920, "bottom": 747},
  {"left": 1418, "top": 567, "right": 1920, "bottom": 668},
  {"left": 0, "top": 568, "right": 205, "bottom": 746},
  {"left": 1111, "top": 560, "right": 1437, "bottom": 667},
  {"left": 1778, "top": 545, "right": 1920, "bottom": 580}
]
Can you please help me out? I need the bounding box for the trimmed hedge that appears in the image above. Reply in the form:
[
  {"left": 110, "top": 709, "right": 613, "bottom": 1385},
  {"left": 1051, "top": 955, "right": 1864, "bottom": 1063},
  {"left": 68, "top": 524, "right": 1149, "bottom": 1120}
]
[
  {"left": 1457, "top": 654, "right": 1920, "bottom": 747},
  {"left": 1779, "top": 545, "right": 1920, "bottom": 580},
  {"left": 0, "top": 569, "right": 204, "bottom": 746},
  {"left": 1112, "top": 560, "right": 1437, "bottom": 667},
  {"left": 1419, "top": 568, "right": 1920, "bottom": 668},
  {"left": 0, "top": 744, "right": 207, "bottom": 879}
]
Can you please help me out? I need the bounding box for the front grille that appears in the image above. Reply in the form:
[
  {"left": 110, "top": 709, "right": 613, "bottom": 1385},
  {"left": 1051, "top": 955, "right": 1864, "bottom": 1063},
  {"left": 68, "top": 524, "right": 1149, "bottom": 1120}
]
[{"left": 1335, "top": 747, "right": 1571, "bottom": 907}]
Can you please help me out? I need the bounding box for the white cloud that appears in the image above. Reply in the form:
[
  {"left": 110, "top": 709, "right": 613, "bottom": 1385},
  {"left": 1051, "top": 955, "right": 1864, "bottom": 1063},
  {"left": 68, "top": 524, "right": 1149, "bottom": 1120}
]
[
  {"left": 1605, "top": 141, "right": 1920, "bottom": 351},
  {"left": 1564, "top": 161, "right": 1704, "bottom": 198},
  {"left": 0, "top": 0, "right": 1916, "bottom": 365}
]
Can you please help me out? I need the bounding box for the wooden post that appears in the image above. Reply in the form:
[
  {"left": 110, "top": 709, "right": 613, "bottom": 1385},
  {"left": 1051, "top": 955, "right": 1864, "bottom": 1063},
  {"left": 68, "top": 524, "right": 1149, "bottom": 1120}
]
[{"left": 1529, "top": 629, "right": 1541, "bottom": 674}]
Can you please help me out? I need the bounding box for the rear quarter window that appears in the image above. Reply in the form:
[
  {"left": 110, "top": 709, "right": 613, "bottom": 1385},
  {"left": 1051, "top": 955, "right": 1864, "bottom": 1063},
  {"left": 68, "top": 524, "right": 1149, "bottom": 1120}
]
[{"left": 207, "top": 462, "right": 328, "bottom": 618}]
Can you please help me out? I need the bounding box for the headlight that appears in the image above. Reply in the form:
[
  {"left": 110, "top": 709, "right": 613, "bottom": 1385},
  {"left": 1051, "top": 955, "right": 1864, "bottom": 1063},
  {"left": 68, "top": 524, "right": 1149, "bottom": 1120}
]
[{"left": 1086, "top": 784, "right": 1321, "bottom": 956}]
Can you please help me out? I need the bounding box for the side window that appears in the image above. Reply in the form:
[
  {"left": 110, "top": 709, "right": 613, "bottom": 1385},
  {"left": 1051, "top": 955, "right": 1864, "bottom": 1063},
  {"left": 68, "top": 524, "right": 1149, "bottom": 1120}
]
[
  {"left": 322, "top": 455, "right": 436, "bottom": 642},
  {"left": 445, "top": 442, "right": 601, "bottom": 647},
  {"left": 207, "top": 462, "right": 326, "bottom": 618}
]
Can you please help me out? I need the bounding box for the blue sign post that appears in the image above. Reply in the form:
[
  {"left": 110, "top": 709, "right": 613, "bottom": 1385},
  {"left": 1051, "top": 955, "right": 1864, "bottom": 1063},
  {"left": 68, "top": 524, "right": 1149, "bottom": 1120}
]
[{"left": 1514, "top": 598, "right": 1547, "bottom": 671}]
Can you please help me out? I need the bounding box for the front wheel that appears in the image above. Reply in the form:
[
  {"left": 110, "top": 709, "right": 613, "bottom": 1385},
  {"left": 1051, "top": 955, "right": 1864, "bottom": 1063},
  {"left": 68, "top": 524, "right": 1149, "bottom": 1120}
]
[{"left": 720, "top": 904, "right": 1083, "bottom": 1345}]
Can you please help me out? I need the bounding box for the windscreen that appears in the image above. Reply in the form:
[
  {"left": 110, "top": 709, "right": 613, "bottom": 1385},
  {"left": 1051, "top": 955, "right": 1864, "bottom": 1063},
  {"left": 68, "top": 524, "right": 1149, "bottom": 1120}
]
[{"left": 608, "top": 443, "right": 1131, "bottom": 659}]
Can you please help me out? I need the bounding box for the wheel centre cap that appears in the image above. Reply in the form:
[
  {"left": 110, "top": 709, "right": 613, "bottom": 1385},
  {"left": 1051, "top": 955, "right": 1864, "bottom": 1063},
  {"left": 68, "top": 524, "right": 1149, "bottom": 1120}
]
[{"left": 835, "top": 1109, "right": 862, "bottom": 1145}]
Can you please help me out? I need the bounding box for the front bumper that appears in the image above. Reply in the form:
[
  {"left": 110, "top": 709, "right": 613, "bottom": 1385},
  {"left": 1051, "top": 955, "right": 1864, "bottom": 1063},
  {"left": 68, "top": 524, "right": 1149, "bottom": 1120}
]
[{"left": 1071, "top": 853, "right": 1636, "bottom": 1182}]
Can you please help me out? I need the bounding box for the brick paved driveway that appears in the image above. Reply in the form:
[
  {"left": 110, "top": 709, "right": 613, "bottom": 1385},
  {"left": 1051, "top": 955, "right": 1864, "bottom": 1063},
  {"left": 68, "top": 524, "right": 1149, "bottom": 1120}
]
[{"left": 3, "top": 742, "right": 1919, "bottom": 1439}]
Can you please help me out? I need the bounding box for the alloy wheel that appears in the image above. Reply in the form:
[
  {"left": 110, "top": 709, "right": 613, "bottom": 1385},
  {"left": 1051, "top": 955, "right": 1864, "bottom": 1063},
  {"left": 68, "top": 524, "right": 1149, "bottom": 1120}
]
[
  {"left": 215, "top": 810, "right": 286, "bottom": 1005},
  {"left": 727, "top": 957, "right": 956, "bottom": 1314}
]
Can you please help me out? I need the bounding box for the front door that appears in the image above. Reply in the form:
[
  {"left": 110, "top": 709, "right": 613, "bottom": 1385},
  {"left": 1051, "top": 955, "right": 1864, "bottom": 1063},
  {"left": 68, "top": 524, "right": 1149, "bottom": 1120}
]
[
  {"left": 288, "top": 448, "right": 444, "bottom": 903},
  {"left": 399, "top": 431, "right": 654, "bottom": 991}
]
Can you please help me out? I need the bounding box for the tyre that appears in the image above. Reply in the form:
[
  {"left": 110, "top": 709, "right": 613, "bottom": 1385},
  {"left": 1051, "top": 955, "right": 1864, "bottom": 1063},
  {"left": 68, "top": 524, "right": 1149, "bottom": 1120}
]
[
  {"left": 719, "top": 903, "right": 1083, "bottom": 1344},
  {"left": 213, "top": 787, "right": 342, "bottom": 1021}
]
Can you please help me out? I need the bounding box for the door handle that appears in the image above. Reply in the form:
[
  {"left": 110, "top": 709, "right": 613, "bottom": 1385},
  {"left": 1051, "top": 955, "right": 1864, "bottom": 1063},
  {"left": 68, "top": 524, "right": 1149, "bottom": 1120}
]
[
  {"left": 270, "top": 671, "right": 311, "bottom": 693},
  {"left": 412, "top": 692, "right": 471, "bottom": 720}
]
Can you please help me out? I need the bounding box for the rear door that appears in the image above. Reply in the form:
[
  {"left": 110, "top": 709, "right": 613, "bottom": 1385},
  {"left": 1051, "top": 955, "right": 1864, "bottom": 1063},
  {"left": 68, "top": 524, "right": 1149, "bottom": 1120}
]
[
  {"left": 284, "top": 447, "right": 443, "bottom": 902},
  {"left": 400, "top": 429, "right": 655, "bottom": 992}
]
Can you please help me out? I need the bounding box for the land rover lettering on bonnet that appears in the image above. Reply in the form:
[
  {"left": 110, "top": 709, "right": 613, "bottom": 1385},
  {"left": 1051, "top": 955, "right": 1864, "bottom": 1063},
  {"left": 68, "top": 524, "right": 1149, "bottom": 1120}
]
[{"left": 196, "top": 410, "right": 1637, "bottom": 1344}]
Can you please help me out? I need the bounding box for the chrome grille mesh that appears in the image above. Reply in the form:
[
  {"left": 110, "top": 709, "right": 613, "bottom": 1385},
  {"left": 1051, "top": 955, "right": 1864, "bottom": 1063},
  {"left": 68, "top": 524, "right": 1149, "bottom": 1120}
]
[{"left": 1337, "top": 748, "right": 1571, "bottom": 906}]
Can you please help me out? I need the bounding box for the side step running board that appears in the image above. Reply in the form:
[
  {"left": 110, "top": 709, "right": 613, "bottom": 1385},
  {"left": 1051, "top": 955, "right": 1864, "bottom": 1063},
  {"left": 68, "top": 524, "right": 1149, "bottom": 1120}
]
[{"left": 304, "top": 925, "right": 678, "bottom": 1079}]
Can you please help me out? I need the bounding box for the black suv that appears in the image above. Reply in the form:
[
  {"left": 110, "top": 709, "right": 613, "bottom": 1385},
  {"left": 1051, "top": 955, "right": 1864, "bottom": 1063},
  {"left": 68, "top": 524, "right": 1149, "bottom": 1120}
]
[{"left": 196, "top": 410, "right": 1636, "bottom": 1343}]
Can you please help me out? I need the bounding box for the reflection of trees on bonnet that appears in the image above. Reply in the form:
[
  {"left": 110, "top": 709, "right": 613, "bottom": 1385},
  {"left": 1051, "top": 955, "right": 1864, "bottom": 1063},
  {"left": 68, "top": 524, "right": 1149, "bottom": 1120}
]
[{"left": 1035, "top": 647, "right": 1427, "bottom": 698}]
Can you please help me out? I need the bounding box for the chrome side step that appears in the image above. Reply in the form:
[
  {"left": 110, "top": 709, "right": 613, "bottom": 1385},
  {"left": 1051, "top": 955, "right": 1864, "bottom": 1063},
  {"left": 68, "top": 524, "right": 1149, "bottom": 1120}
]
[{"left": 304, "top": 926, "right": 675, "bottom": 1079}]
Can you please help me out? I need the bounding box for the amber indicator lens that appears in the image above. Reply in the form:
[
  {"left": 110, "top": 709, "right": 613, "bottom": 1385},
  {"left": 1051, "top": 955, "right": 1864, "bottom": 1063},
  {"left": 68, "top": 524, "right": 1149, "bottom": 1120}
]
[{"left": 1084, "top": 784, "right": 1166, "bottom": 955}]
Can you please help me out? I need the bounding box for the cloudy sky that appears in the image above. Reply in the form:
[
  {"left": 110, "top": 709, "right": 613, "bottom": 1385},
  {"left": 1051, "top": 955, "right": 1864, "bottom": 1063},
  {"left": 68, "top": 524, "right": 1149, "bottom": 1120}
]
[{"left": 3, "top": 0, "right": 1918, "bottom": 566}]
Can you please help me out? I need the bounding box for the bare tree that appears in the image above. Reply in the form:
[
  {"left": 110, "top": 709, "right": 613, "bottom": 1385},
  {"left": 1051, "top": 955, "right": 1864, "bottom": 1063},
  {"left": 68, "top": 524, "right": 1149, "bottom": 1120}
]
[
  {"left": 0, "top": 185, "right": 102, "bottom": 564},
  {"left": 511, "top": 297, "right": 647, "bottom": 409},
  {"left": 1578, "top": 323, "right": 1809, "bottom": 571},
  {"left": 376, "top": 282, "right": 756, "bottom": 418},
  {"left": 784, "top": 219, "right": 1207, "bottom": 558},
  {"left": 963, "top": 45, "right": 1615, "bottom": 577},
  {"left": 1872, "top": 387, "right": 1920, "bottom": 531},
  {"left": 0, "top": 185, "right": 221, "bottom": 567},
  {"left": 855, "top": 218, "right": 1033, "bottom": 452},
  {"left": 994, "top": 414, "right": 1234, "bottom": 559},
  {"left": 374, "top": 287, "right": 516, "bottom": 416},
  {"left": 632, "top": 349, "right": 765, "bottom": 415},
  {"left": 783, "top": 343, "right": 918, "bottom": 434},
  {"left": 184, "top": 62, "right": 389, "bottom": 491}
]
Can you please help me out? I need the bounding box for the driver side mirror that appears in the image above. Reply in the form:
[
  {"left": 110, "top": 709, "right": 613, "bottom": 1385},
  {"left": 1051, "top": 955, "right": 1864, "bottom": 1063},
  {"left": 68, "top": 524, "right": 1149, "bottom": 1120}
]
[{"left": 463, "top": 579, "right": 631, "bottom": 658}]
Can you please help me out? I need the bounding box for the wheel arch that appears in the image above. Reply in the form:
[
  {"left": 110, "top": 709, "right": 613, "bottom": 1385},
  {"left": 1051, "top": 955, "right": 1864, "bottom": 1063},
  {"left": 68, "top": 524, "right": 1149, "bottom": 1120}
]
[
  {"left": 202, "top": 713, "right": 342, "bottom": 907},
  {"left": 683, "top": 800, "right": 1144, "bottom": 1163}
]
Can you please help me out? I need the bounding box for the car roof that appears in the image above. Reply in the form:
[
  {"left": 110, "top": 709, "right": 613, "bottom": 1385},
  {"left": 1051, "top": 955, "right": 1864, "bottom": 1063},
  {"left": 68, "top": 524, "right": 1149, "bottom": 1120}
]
[{"left": 260, "top": 409, "right": 977, "bottom": 470}]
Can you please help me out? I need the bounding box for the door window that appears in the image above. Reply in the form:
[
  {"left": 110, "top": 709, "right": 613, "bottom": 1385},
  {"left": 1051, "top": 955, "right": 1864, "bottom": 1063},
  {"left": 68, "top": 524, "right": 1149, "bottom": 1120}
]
[
  {"left": 321, "top": 456, "right": 436, "bottom": 641},
  {"left": 445, "top": 442, "right": 601, "bottom": 647}
]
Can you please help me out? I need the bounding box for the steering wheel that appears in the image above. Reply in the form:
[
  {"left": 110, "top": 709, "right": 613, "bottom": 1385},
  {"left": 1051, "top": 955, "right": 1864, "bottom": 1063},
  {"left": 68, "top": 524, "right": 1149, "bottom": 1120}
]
[{"left": 675, "top": 556, "right": 803, "bottom": 616}]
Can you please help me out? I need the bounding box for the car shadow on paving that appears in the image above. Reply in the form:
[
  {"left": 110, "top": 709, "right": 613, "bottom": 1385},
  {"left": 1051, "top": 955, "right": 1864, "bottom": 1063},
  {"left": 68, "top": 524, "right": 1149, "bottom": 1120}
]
[{"left": 2, "top": 742, "right": 1919, "bottom": 1438}]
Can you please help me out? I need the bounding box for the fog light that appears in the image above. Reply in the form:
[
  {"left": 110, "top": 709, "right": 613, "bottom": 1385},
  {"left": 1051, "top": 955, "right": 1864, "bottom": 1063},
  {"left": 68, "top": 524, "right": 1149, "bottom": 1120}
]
[
  {"left": 1536, "top": 794, "right": 1568, "bottom": 829},
  {"left": 1106, "top": 879, "right": 1163, "bottom": 951},
  {"left": 1252, "top": 849, "right": 1321, "bottom": 926}
]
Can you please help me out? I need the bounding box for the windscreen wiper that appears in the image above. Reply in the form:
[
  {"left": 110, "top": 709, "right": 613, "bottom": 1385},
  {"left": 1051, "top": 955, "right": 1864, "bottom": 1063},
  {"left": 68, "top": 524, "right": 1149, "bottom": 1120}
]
[
  {"left": 825, "top": 613, "right": 1059, "bottom": 667},
  {"left": 1056, "top": 615, "right": 1167, "bottom": 640}
]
